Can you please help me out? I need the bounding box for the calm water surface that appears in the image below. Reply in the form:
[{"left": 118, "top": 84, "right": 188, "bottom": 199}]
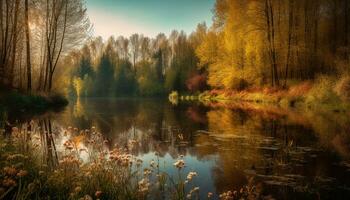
[{"left": 4, "top": 98, "right": 350, "bottom": 199}]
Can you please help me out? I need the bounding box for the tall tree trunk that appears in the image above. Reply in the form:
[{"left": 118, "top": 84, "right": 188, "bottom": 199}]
[
  {"left": 18, "top": 47, "right": 23, "bottom": 89},
  {"left": 0, "top": 1, "right": 4, "bottom": 86},
  {"left": 9, "top": 0, "right": 20, "bottom": 87},
  {"left": 25, "top": 0, "right": 32, "bottom": 92},
  {"left": 332, "top": 0, "right": 338, "bottom": 54},
  {"left": 1, "top": 1, "right": 10, "bottom": 86},
  {"left": 48, "top": 0, "right": 68, "bottom": 92},
  {"left": 284, "top": 0, "right": 294, "bottom": 88},
  {"left": 265, "top": 0, "right": 278, "bottom": 86},
  {"left": 37, "top": 29, "right": 46, "bottom": 91},
  {"left": 312, "top": 1, "right": 319, "bottom": 76},
  {"left": 269, "top": 0, "right": 279, "bottom": 86},
  {"left": 345, "top": 0, "right": 349, "bottom": 47}
]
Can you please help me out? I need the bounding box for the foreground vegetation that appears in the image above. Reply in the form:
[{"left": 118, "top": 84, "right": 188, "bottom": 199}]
[{"left": 0, "top": 125, "right": 265, "bottom": 200}]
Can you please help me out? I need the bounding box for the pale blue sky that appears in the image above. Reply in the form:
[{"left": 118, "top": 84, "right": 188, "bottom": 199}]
[{"left": 86, "top": 0, "right": 215, "bottom": 39}]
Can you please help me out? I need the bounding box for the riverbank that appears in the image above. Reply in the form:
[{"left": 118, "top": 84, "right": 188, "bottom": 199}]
[
  {"left": 170, "top": 77, "right": 350, "bottom": 112},
  {"left": 0, "top": 90, "right": 68, "bottom": 114}
]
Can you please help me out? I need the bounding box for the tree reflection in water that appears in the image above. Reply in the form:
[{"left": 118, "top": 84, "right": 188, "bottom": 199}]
[{"left": 2, "top": 98, "right": 350, "bottom": 199}]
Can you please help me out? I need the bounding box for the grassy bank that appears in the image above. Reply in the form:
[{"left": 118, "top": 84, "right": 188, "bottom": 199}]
[
  {"left": 170, "top": 76, "right": 350, "bottom": 111},
  {"left": 0, "top": 91, "right": 68, "bottom": 114},
  {"left": 0, "top": 125, "right": 263, "bottom": 200}
]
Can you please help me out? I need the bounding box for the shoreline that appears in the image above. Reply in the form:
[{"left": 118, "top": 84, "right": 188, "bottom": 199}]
[
  {"left": 0, "top": 90, "right": 68, "bottom": 114},
  {"left": 170, "top": 87, "right": 350, "bottom": 112}
]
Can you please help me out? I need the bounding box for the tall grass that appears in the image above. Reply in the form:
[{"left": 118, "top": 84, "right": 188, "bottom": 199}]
[{"left": 0, "top": 123, "right": 261, "bottom": 200}]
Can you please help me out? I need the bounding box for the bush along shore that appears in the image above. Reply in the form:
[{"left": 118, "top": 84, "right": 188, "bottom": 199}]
[
  {"left": 170, "top": 75, "right": 350, "bottom": 112},
  {"left": 0, "top": 91, "right": 68, "bottom": 114}
]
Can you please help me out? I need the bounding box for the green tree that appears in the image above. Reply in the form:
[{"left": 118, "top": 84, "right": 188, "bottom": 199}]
[{"left": 94, "top": 54, "right": 115, "bottom": 96}]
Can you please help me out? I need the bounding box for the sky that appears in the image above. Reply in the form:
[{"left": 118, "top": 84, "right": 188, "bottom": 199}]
[{"left": 85, "top": 0, "right": 215, "bottom": 40}]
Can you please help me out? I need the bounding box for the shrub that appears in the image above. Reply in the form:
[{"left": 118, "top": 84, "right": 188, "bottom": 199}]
[
  {"left": 48, "top": 94, "right": 69, "bottom": 106},
  {"left": 186, "top": 73, "right": 207, "bottom": 92},
  {"left": 288, "top": 81, "right": 312, "bottom": 97},
  {"left": 226, "top": 77, "right": 249, "bottom": 91},
  {"left": 334, "top": 76, "right": 350, "bottom": 102},
  {"left": 0, "top": 92, "right": 68, "bottom": 113},
  {"left": 305, "top": 75, "right": 340, "bottom": 106}
]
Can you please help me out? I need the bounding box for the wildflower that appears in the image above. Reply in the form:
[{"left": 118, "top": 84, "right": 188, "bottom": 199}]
[
  {"left": 173, "top": 159, "right": 185, "bottom": 169},
  {"left": 138, "top": 178, "right": 150, "bottom": 193},
  {"left": 143, "top": 168, "right": 152, "bottom": 176},
  {"left": 128, "top": 139, "right": 139, "bottom": 150},
  {"left": 95, "top": 191, "right": 102, "bottom": 198},
  {"left": 3, "top": 166, "right": 17, "bottom": 176},
  {"left": 74, "top": 186, "right": 82, "bottom": 193},
  {"left": 79, "top": 148, "right": 88, "bottom": 153},
  {"left": 219, "top": 190, "right": 234, "bottom": 200},
  {"left": 150, "top": 159, "right": 157, "bottom": 168},
  {"left": 12, "top": 127, "right": 19, "bottom": 132},
  {"left": 27, "top": 183, "right": 36, "bottom": 191},
  {"left": 81, "top": 195, "right": 93, "bottom": 200},
  {"left": 85, "top": 171, "right": 92, "bottom": 178},
  {"left": 186, "top": 171, "right": 198, "bottom": 181},
  {"left": 16, "top": 170, "right": 28, "bottom": 177},
  {"left": 2, "top": 178, "right": 16, "bottom": 187},
  {"left": 136, "top": 159, "right": 143, "bottom": 167}
]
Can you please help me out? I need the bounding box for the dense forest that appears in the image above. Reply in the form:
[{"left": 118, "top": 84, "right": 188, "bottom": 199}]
[
  {"left": 1, "top": 0, "right": 349, "bottom": 101},
  {"left": 66, "top": 27, "right": 207, "bottom": 97},
  {"left": 66, "top": 0, "right": 350, "bottom": 100}
]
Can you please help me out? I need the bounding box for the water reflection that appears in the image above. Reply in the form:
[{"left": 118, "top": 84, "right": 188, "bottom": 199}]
[{"left": 4, "top": 98, "right": 350, "bottom": 199}]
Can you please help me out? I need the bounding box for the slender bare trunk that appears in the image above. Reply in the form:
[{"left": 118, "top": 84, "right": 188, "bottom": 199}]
[
  {"left": 25, "top": 0, "right": 32, "bottom": 92},
  {"left": 9, "top": 0, "right": 20, "bottom": 87},
  {"left": 284, "top": 0, "right": 294, "bottom": 87},
  {"left": 0, "top": 1, "right": 4, "bottom": 85}
]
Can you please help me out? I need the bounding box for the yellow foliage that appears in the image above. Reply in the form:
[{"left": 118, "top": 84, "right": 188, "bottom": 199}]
[{"left": 73, "top": 77, "right": 83, "bottom": 98}]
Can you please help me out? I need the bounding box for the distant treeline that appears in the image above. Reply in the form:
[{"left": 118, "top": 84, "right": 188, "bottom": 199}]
[
  {"left": 67, "top": 29, "right": 207, "bottom": 97},
  {"left": 67, "top": 0, "right": 350, "bottom": 98}
]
